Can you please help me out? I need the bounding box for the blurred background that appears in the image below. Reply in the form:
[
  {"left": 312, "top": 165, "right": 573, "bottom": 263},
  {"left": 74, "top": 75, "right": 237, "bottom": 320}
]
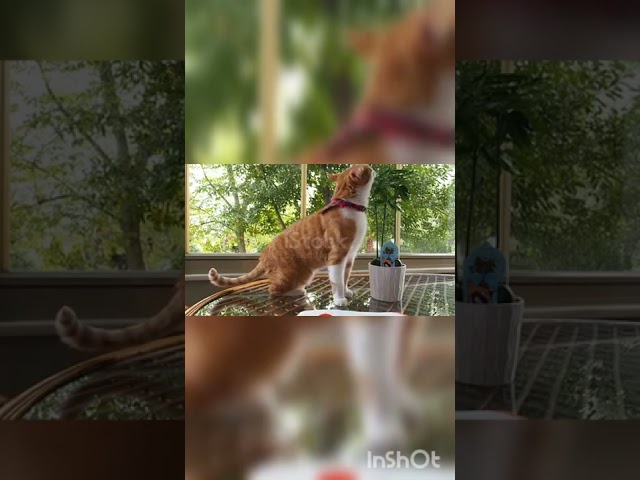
[
  {"left": 1, "top": 60, "right": 183, "bottom": 400},
  {"left": 0, "top": 0, "right": 183, "bottom": 59},
  {"left": 457, "top": 60, "right": 640, "bottom": 274},
  {"left": 185, "top": 316, "right": 454, "bottom": 479},
  {"left": 456, "top": 0, "right": 640, "bottom": 60},
  {"left": 457, "top": 420, "right": 640, "bottom": 480},
  {"left": 8, "top": 61, "right": 184, "bottom": 271},
  {"left": 186, "top": 0, "right": 429, "bottom": 164},
  {"left": 455, "top": 61, "right": 640, "bottom": 421}
]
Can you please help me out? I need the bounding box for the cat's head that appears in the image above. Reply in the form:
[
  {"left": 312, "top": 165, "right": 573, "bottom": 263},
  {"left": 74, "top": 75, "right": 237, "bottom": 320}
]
[
  {"left": 347, "top": 0, "right": 454, "bottom": 111},
  {"left": 329, "top": 165, "right": 376, "bottom": 205}
]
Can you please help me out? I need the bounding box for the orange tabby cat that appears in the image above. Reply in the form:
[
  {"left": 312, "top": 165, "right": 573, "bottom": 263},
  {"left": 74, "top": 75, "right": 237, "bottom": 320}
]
[
  {"left": 185, "top": 314, "right": 423, "bottom": 479},
  {"left": 303, "top": 0, "right": 455, "bottom": 165},
  {"left": 350, "top": 0, "right": 455, "bottom": 113},
  {"left": 208, "top": 165, "right": 376, "bottom": 307},
  {"left": 55, "top": 278, "right": 185, "bottom": 350}
]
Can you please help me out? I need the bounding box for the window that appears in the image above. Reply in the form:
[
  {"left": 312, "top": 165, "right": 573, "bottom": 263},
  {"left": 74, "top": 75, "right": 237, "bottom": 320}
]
[
  {"left": 400, "top": 164, "right": 455, "bottom": 254},
  {"left": 187, "top": 163, "right": 455, "bottom": 255},
  {"left": 509, "top": 61, "right": 640, "bottom": 272},
  {"left": 4, "top": 60, "right": 184, "bottom": 272},
  {"left": 186, "top": 0, "right": 260, "bottom": 164},
  {"left": 457, "top": 60, "right": 640, "bottom": 274},
  {"left": 188, "top": 164, "right": 302, "bottom": 253}
]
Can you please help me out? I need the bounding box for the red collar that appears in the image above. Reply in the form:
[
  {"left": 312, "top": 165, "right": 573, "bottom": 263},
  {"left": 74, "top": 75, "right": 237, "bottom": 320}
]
[
  {"left": 328, "top": 107, "right": 454, "bottom": 154},
  {"left": 321, "top": 198, "right": 366, "bottom": 214}
]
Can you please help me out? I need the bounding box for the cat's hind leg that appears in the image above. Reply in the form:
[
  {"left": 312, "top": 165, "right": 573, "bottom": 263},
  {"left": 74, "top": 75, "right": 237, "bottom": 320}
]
[
  {"left": 268, "top": 270, "right": 312, "bottom": 297},
  {"left": 269, "top": 284, "right": 307, "bottom": 297}
]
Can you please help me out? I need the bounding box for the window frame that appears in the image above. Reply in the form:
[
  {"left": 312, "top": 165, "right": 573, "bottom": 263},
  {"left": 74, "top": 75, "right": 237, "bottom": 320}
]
[
  {"left": 494, "top": 60, "right": 640, "bottom": 312},
  {"left": 1, "top": 61, "right": 10, "bottom": 272},
  {"left": 185, "top": 163, "right": 456, "bottom": 263}
]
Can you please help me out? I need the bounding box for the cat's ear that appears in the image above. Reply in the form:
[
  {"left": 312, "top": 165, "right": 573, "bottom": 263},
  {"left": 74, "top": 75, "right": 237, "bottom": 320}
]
[
  {"left": 348, "top": 166, "right": 366, "bottom": 183},
  {"left": 329, "top": 173, "right": 339, "bottom": 182},
  {"left": 346, "top": 29, "right": 378, "bottom": 58},
  {"left": 416, "top": 3, "right": 454, "bottom": 56}
]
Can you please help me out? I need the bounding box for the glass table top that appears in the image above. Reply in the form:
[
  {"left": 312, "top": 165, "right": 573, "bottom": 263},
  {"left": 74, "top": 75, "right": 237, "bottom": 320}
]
[
  {"left": 456, "top": 319, "right": 640, "bottom": 419},
  {"left": 1, "top": 338, "right": 184, "bottom": 420},
  {"left": 189, "top": 273, "right": 455, "bottom": 316}
]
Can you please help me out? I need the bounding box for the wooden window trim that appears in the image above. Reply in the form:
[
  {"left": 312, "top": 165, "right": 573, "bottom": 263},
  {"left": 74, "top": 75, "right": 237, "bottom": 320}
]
[
  {"left": 0, "top": 61, "right": 10, "bottom": 272},
  {"left": 259, "top": 0, "right": 280, "bottom": 165}
]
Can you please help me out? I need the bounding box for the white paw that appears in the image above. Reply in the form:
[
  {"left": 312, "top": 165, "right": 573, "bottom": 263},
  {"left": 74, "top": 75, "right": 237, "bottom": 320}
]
[
  {"left": 345, "top": 288, "right": 353, "bottom": 298},
  {"left": 333, "top": 296, "right": 348, "bottom": 307},
  {"left": 366, "top": 419, "right": 408, "bottom": 455}
]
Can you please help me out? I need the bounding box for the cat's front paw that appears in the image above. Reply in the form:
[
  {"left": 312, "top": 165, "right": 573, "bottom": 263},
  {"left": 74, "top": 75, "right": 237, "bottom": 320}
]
[
  {"left": 365, "top": 419, "right": 408, "bottom": 456},
  {"left": 333, "top": 296, "right": 349, "bottom": 307},
  {"left": 344, "top": 288, "right": 353, "bottom": 298}
]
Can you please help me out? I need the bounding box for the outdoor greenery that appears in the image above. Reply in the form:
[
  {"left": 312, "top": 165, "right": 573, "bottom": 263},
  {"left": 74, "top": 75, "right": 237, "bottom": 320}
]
[
  {"left": 369, "top": 167, "right": 411, "bottom": 261},
  {"left": 188, "top": 164, "right": 454, "bottom": 255},
  {"left": 186, "top": 0, "right": 426, "bottom": 164},
  {"left": 10, "top": 61, "right": 184, "bottom": 271},
  {"left": 456, "top": 61, "right": 640, "bottom": 271}
]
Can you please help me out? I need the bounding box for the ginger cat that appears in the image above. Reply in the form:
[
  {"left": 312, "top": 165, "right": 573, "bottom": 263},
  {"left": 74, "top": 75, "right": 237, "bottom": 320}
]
[
  {"left": 185, "top": 315, "right": 423, "bottom": 479},
  {"left": 304, "top": 0, "right": 455, "bottom": 165},
  {"left": 55, "top": 278, "right": 185, "bottom": 350},
  {"left": 208, "top": 164, "right": 376, "bottom": 307}
]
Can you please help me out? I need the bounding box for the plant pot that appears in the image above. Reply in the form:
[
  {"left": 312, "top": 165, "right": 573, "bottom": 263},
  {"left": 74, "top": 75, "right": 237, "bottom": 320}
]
[
  {"left": 455, "top": 297, "right": 524, "bottom": 386},
  {"left": 368, "top": 262, "right": 406, "bottom": 302}
]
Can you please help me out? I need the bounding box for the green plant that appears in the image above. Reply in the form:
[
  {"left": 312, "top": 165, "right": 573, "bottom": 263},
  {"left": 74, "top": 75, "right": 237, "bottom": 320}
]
[
  {"left": 369, "top": 165, "right": 412, "bottom": 264},
  {"left": 456, "top": 63, "right": 536, "bottom": 277}
]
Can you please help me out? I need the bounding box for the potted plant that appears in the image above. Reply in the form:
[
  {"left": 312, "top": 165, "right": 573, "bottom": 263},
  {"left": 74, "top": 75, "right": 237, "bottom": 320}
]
[
  {"left": 368, "top": 166, "right": 411, "bottom": 302},
  {"left": 455, "top": 63, "right": 536, "bottom": 386}
]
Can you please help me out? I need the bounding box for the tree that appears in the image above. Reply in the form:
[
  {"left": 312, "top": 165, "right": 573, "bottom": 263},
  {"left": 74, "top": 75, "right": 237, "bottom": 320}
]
[
  {"left": 189, "top": 165, "right": 301, "bottom": 253},
  {"left": 189, "top": 164, "right": 455, "bottom": 255},
  {"left": 10, "top": 60, "right": 184, "bottom": 270},
  {"left": 456, "top": 60, "right": 640, "bottom": 271}
]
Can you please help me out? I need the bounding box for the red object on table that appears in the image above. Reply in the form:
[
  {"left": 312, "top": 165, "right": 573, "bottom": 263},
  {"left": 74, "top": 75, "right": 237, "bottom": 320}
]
[{"left": 318, "top": 469, "right": 357, "bottom": 480}]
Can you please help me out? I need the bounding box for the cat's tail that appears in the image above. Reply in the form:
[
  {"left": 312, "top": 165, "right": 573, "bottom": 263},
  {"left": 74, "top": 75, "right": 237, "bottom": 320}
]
[
  {"left": 55, "top": 279, "right": 185, "bottom": 351},
  {"left": 208, "top": 265, "right": 265, "bottom": 287}
]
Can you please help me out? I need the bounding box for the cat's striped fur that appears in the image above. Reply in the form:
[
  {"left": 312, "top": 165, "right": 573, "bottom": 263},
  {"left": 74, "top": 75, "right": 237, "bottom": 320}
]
[
  {"left": 208, "top": 165, "right": 375, "bottom": 307},
  {"left": 54, "top": 278, "right": 184, "bottom": 351}
]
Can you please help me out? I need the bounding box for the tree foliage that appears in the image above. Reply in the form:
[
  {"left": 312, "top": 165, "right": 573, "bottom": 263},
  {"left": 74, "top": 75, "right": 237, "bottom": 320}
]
[
  {"left": 185, "top": 0, "right": 426, "bottom": 164},
  {"left": 456, "top": 60, "right": 640, "bottom": 271},
  {"left": 10, "top": 60, "right": 184, "bottom": 271},
  {"left": 189, "top": 164, "right": 454, "bottom": 255}
]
